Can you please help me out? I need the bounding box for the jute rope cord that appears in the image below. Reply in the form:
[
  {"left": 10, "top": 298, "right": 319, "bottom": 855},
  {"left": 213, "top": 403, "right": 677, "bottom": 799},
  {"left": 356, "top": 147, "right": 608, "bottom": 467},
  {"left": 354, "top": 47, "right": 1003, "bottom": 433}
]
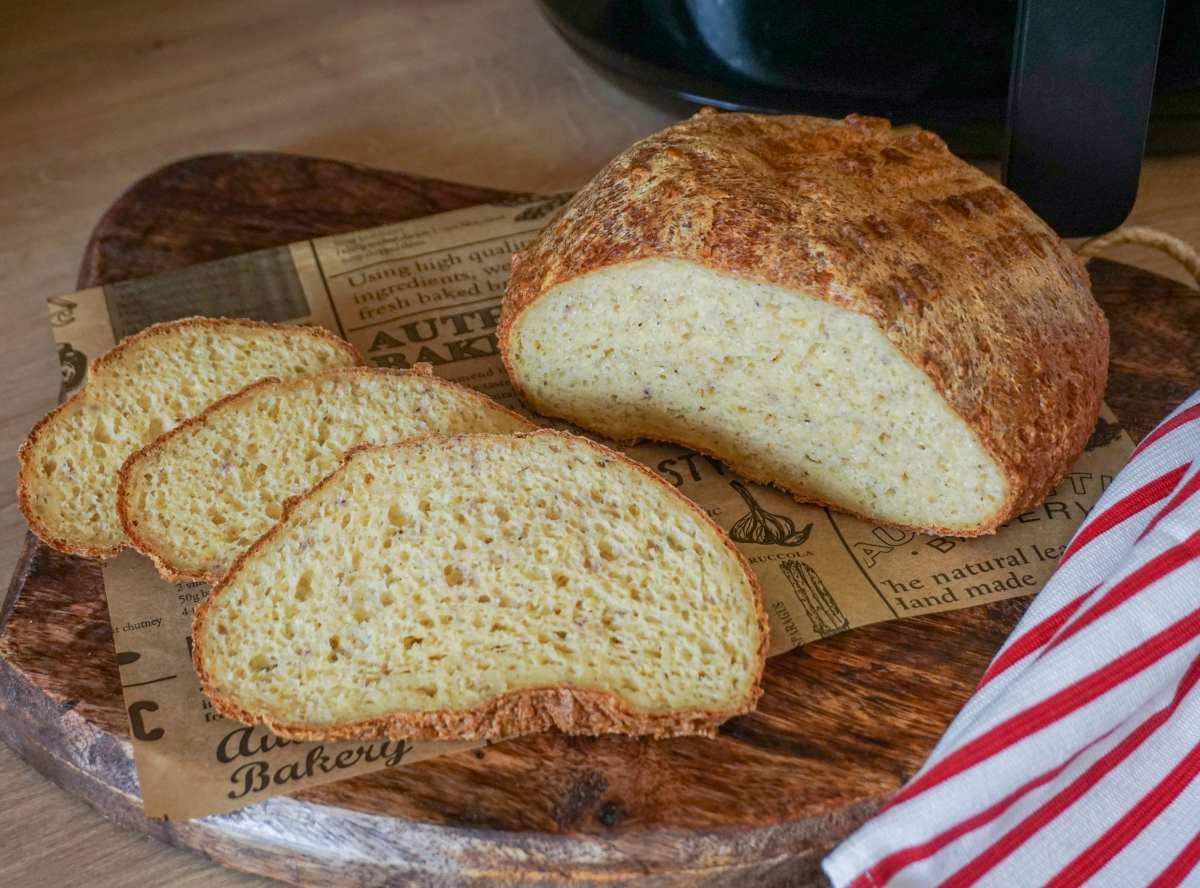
[{"left": 1076, "top": 225, "right": 1200, "bottom": 289}]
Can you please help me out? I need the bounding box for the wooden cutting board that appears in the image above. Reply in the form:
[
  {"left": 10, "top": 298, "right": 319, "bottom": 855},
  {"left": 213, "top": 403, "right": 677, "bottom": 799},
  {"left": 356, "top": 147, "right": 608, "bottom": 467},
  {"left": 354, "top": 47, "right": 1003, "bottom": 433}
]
[{"left": 1, "top": 153, "right": 1196, "bottom": 887}]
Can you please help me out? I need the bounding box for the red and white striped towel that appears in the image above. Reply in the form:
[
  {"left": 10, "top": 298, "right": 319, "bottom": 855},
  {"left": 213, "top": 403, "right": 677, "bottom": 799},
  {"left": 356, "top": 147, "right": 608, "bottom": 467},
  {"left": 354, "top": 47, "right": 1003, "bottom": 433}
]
[{"left": 824, "top": 392, "right": 1200, "bottom": 888}]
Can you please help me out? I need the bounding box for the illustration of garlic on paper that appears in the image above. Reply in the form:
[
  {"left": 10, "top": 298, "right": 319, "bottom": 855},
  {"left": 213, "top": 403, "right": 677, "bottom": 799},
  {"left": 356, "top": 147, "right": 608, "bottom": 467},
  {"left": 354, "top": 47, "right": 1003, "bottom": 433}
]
[{"left": 728, "top": 480, "right": 812, "bottom": 547}]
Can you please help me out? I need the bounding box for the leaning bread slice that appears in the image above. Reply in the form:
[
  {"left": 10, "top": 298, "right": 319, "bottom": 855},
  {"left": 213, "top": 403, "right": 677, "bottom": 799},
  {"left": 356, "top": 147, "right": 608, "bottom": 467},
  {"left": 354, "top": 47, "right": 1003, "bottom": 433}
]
[
  {"left": 193, "top": 431, "right": 766, "bottom": 741},
  {"left": 500, "top": 110, "right": 1109, "bottom": 536},
  {"left": 18, "top": 318, "right": 360, "bottom": 558},
  {"left": 119, "top": 366, "right": 535, "bottom": 582}
]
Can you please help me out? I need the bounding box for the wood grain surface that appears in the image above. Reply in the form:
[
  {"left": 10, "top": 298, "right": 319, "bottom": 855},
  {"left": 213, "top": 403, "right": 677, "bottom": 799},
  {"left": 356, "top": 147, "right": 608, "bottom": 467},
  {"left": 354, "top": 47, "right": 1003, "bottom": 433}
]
[
  {"left": 1, "top": 3, "right": 1199, "bottom": 887},
  {"left": 1, "top": 148, "right": 1198, "bottom": 886}
]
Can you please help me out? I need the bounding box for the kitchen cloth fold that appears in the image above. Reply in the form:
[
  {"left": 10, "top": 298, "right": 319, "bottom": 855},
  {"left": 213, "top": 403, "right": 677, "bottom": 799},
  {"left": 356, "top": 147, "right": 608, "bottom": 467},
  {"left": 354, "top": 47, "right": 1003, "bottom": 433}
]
[{"left": 824, "top": 390, "right": 1200, "bottom": 888}]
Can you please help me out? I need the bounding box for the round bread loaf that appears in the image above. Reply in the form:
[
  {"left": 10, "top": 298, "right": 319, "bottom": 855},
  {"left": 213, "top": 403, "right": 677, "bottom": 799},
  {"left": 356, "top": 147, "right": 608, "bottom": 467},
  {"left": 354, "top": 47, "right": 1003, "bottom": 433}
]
[{"left": 499, "top": 110, "right": 1109, "bottom": 536}]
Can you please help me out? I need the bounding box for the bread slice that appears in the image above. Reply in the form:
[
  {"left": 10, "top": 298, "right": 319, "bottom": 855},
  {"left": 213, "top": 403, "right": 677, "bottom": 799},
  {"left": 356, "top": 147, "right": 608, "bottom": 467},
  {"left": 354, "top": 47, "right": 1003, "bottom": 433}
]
[
  {"left": 18, "top": 318, "right": 360, "bottom": 558},
  {"left": 119, "top": 366, "right": 535, "bottom": 583},
  {"left": 499, "top": 110, "right": 1109, "bottom": 536},
  {"left": 193, "top": 431, "right": 766, "bottom": 741}
]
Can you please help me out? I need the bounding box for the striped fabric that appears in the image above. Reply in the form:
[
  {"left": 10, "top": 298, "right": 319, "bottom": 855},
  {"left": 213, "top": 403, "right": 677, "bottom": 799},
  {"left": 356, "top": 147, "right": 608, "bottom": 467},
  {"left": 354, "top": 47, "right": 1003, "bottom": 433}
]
[{"left": 824, "top": 391, "right": 1200, "bottom": 888}]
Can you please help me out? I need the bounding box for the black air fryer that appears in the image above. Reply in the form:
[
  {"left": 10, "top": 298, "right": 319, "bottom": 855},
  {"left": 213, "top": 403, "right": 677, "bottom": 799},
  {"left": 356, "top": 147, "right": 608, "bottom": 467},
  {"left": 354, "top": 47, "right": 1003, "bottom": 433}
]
[{"left": 539, "top": 0, "right": 1200, "bottom": 236}]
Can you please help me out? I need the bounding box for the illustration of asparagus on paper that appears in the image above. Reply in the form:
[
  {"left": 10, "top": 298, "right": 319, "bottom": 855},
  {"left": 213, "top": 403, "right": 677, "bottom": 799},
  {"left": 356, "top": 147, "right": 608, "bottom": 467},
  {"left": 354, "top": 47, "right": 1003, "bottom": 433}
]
[{"left": 780, "top": 559, "right": 849, "bottom": 638}]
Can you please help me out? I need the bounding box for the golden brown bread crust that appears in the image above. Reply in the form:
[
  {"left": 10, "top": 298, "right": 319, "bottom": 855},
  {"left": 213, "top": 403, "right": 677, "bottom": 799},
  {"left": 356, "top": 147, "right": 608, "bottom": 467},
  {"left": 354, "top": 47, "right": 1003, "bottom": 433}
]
[
  {"left": 116, "top": 363, "right": 537, "bottom": 584},
  {"left": 86, "top": 316, "right": 363, "bottom": 376},
  {"left": 499, "top": 110, "right": 1110, "bottom": 535},
  {"left": 17, "top": 316, "right": 364, "bottom": 559},
  {"left": 193, "top": 429, "right": 768, "bottom": 741}
]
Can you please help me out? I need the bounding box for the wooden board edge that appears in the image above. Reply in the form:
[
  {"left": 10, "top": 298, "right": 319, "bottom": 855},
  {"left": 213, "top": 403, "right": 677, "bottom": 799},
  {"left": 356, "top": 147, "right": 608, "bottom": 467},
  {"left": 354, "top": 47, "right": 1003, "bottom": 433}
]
[
  {"left": 1, "top": 579, "right": 873, "bottom": 885},
  {"left": 0, "top": 646, "right": 867, "bottom": 885},
  {"left": 0, "top": 653, "right": 144, "bottom": 821},
  {"left": 1, "top": 533, "right": 46, "bottom": 636}
]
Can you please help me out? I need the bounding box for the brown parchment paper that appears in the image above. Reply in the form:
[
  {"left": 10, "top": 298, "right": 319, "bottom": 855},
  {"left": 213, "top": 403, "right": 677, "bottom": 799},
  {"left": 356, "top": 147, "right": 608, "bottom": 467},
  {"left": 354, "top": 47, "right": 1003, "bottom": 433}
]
[
  {"left": 103, "top": 551, "right": 477, "bottom": 819},
  {"left": 40, "top": 195, "right": 1132, "bottom": 819}
]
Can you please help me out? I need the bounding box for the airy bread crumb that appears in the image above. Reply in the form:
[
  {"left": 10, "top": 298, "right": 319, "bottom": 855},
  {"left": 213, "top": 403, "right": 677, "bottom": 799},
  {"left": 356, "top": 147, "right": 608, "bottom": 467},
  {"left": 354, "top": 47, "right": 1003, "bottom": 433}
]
[
  {"left": 119, "top": 366, "right": 535, "bottom": 582},
  {"left": 508, "top": 259, "right": 1008, "bottom": 531},
  {"left": 193, "top": 431, "right": 766, "bottom": 741}
]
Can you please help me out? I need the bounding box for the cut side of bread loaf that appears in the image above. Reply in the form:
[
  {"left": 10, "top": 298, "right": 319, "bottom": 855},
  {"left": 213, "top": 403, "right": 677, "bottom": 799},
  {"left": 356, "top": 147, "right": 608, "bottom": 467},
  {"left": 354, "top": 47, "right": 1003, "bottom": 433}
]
[
  {"left": 119, "top": 366, "right": 535, "bottom": 582},
  {"left": 500, "top": 111, "right": 1109, "bottom": 536},
  {"left": 509, "top": 260, "right": 1011, "bottom": 533},
  {"left": 193, "top": 431, "right": 766, "bottom": 741},
  {"left": 18, "top": 318, "right": 360, "bottom": 558}
]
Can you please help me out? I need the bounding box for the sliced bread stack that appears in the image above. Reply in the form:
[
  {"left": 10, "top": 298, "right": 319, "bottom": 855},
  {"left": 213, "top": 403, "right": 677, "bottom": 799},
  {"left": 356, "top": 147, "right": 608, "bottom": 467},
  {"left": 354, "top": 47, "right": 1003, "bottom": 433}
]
[
  {"left": 118, "top": 365, "right": 535, "bottom": 581},
  {"left": 192, "top": 432, "right": 766, "bottom": 741},
  {"left": 20, "top": 317, "right": 766, "bottom": 739}
]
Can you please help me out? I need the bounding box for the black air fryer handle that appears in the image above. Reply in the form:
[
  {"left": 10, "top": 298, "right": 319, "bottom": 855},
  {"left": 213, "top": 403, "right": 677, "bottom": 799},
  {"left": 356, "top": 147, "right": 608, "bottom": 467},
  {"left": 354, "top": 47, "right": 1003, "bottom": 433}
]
[{"left": 1003, "top": 0, "right": 1166, "bottom": 236}]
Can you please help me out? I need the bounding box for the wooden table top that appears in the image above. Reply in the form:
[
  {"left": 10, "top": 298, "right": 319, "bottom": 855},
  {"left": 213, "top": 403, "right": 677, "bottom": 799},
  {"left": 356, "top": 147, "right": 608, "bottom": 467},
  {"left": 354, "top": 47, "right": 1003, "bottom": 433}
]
[{"left": 0, "top": 3, "right": 1197, "bottom": 886}]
